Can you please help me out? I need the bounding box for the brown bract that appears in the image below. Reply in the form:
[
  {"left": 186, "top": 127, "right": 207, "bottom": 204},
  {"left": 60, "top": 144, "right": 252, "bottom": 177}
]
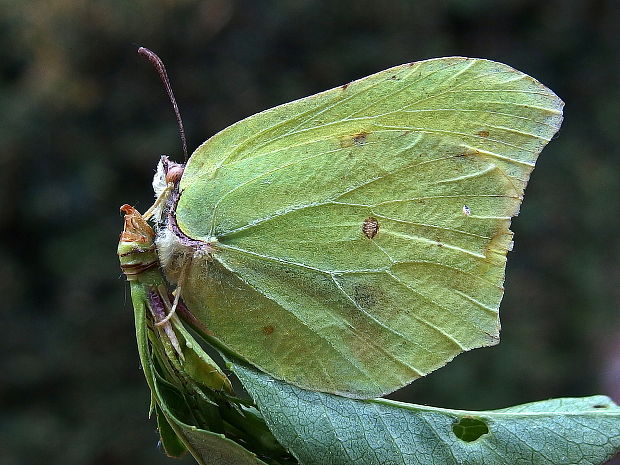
[{"left": 120, "top": 204, "right": 155, "bottom": 243}]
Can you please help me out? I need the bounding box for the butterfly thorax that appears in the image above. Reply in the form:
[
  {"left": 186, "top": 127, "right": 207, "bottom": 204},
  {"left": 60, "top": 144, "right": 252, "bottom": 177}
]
[{"left": 152, "top": 157, "right": 216, "bottom": 284}]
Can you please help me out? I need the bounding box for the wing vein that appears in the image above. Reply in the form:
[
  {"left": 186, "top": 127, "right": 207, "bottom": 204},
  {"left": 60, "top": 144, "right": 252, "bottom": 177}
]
[{"left": 385, "top": 271, "right": 466, "bottom": 350}]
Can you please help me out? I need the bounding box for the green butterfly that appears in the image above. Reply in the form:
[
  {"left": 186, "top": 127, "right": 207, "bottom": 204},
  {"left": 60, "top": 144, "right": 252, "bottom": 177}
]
[{"left": 133, "top": 55, "right": 563, "bottom": 399}]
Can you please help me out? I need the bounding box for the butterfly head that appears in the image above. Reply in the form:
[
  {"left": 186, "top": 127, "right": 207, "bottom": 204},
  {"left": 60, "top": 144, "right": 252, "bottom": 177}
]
[
  {"left": 163, "top": 156, "right": 185, "bottom": 184},
  {"left": 153, "top": 155, "right": 185, "bottom": 192}
]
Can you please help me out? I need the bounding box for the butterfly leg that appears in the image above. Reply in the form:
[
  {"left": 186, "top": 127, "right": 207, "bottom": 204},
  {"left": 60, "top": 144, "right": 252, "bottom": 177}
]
[
  {"left": 150, "top": 285, "right": 184, "bottom": 360},
  {"left": 155, "top": 258, "right": 188, "bottom": 327},
  {"left": 143, "top": 182, "right": 174, "bottom": 221}
]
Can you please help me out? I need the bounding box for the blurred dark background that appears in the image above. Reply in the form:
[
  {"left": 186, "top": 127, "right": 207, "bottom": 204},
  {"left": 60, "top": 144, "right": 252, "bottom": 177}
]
[{"left": 1, "top": 0, "right": 619, "bottom": 464}]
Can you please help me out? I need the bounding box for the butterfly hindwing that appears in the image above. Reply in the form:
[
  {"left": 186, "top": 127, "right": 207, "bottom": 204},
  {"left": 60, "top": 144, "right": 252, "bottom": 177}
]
[{"left": 173, "top": 57, "right": 563, "bottom": 398}]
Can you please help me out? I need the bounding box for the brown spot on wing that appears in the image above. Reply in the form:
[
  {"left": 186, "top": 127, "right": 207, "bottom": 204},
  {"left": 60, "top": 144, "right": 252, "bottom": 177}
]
[
  {"left": 362, "top": 217, "right": 379, "bottom": 239},
  {"left": 455, "top": 148, "right": 481, "bottom": 159},
  {"left": 262, "top": 325, "right": 274, "bottom": 335},
  {"left": 477, "top": 130, "right": 490, "bottom": 137},
  {"left": 353, "top": 284, "right": 380, "bottom": 309},
  {"left": 340, "top": 130, "right": 370, "bottom": 148},
  {"left": 353, "top": 131, "right": 368, "bottom": 146}
]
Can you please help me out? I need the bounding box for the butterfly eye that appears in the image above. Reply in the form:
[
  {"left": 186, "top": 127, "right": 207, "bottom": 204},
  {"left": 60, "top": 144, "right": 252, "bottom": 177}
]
[{"left": 165, "top": 165, "right": 184, "bottom": 184}]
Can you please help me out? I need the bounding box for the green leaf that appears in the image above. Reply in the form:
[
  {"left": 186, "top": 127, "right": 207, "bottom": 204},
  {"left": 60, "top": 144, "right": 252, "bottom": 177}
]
[
  {"left": 152, "top": 374, "right": 269, "bottom": 465},
  {"left": 232, "top": 363, "right": 620, "bottom": 465},
  {"left": 168, "top": 57, "right": 564, "bottom": 398},
  {"left": 174, "top": 319, "right": 234, "bottom": 393},
  {"left": 155, "top": 404, "right": 187, "bottom": 458},
  {"left": 130, "top": 282, "right": 270, "bottom": 465}
]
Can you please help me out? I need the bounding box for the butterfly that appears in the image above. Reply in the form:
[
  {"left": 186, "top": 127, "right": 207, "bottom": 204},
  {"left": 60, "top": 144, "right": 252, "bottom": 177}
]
[{"left": 135, "top": 51, "right": 563, "bottom": 399}]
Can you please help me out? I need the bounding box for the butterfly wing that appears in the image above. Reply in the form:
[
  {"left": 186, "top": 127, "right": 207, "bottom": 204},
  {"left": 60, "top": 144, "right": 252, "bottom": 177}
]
[{"left": 174, "top": 57, "right": 563, "bottom": 398}]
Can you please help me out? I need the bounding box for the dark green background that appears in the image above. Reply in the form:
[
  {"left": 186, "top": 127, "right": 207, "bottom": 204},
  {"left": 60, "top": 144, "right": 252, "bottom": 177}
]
[{"left": 2, "top": 1, "right": 619, "bottom": 464}]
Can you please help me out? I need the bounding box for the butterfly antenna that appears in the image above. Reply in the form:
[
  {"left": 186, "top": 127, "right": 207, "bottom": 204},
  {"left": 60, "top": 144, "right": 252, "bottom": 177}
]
[{"left": 138, "top": 46, "right": 188, "bottom": 162}]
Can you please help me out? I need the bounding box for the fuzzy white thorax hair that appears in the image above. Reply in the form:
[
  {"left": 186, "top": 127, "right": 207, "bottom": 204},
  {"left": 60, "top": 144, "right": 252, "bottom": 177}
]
[
  {"left": 155, "top": 226, "right": 194, "bottom": 284},
  {"left": 155, "top": 219, "right": 214, "bottom": 285},
  {"left": 152, "top": 158, "right": 168, "bottom": 197},
  {"left": 150, "top": 159, "right": 170, "bottom": 223}
]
